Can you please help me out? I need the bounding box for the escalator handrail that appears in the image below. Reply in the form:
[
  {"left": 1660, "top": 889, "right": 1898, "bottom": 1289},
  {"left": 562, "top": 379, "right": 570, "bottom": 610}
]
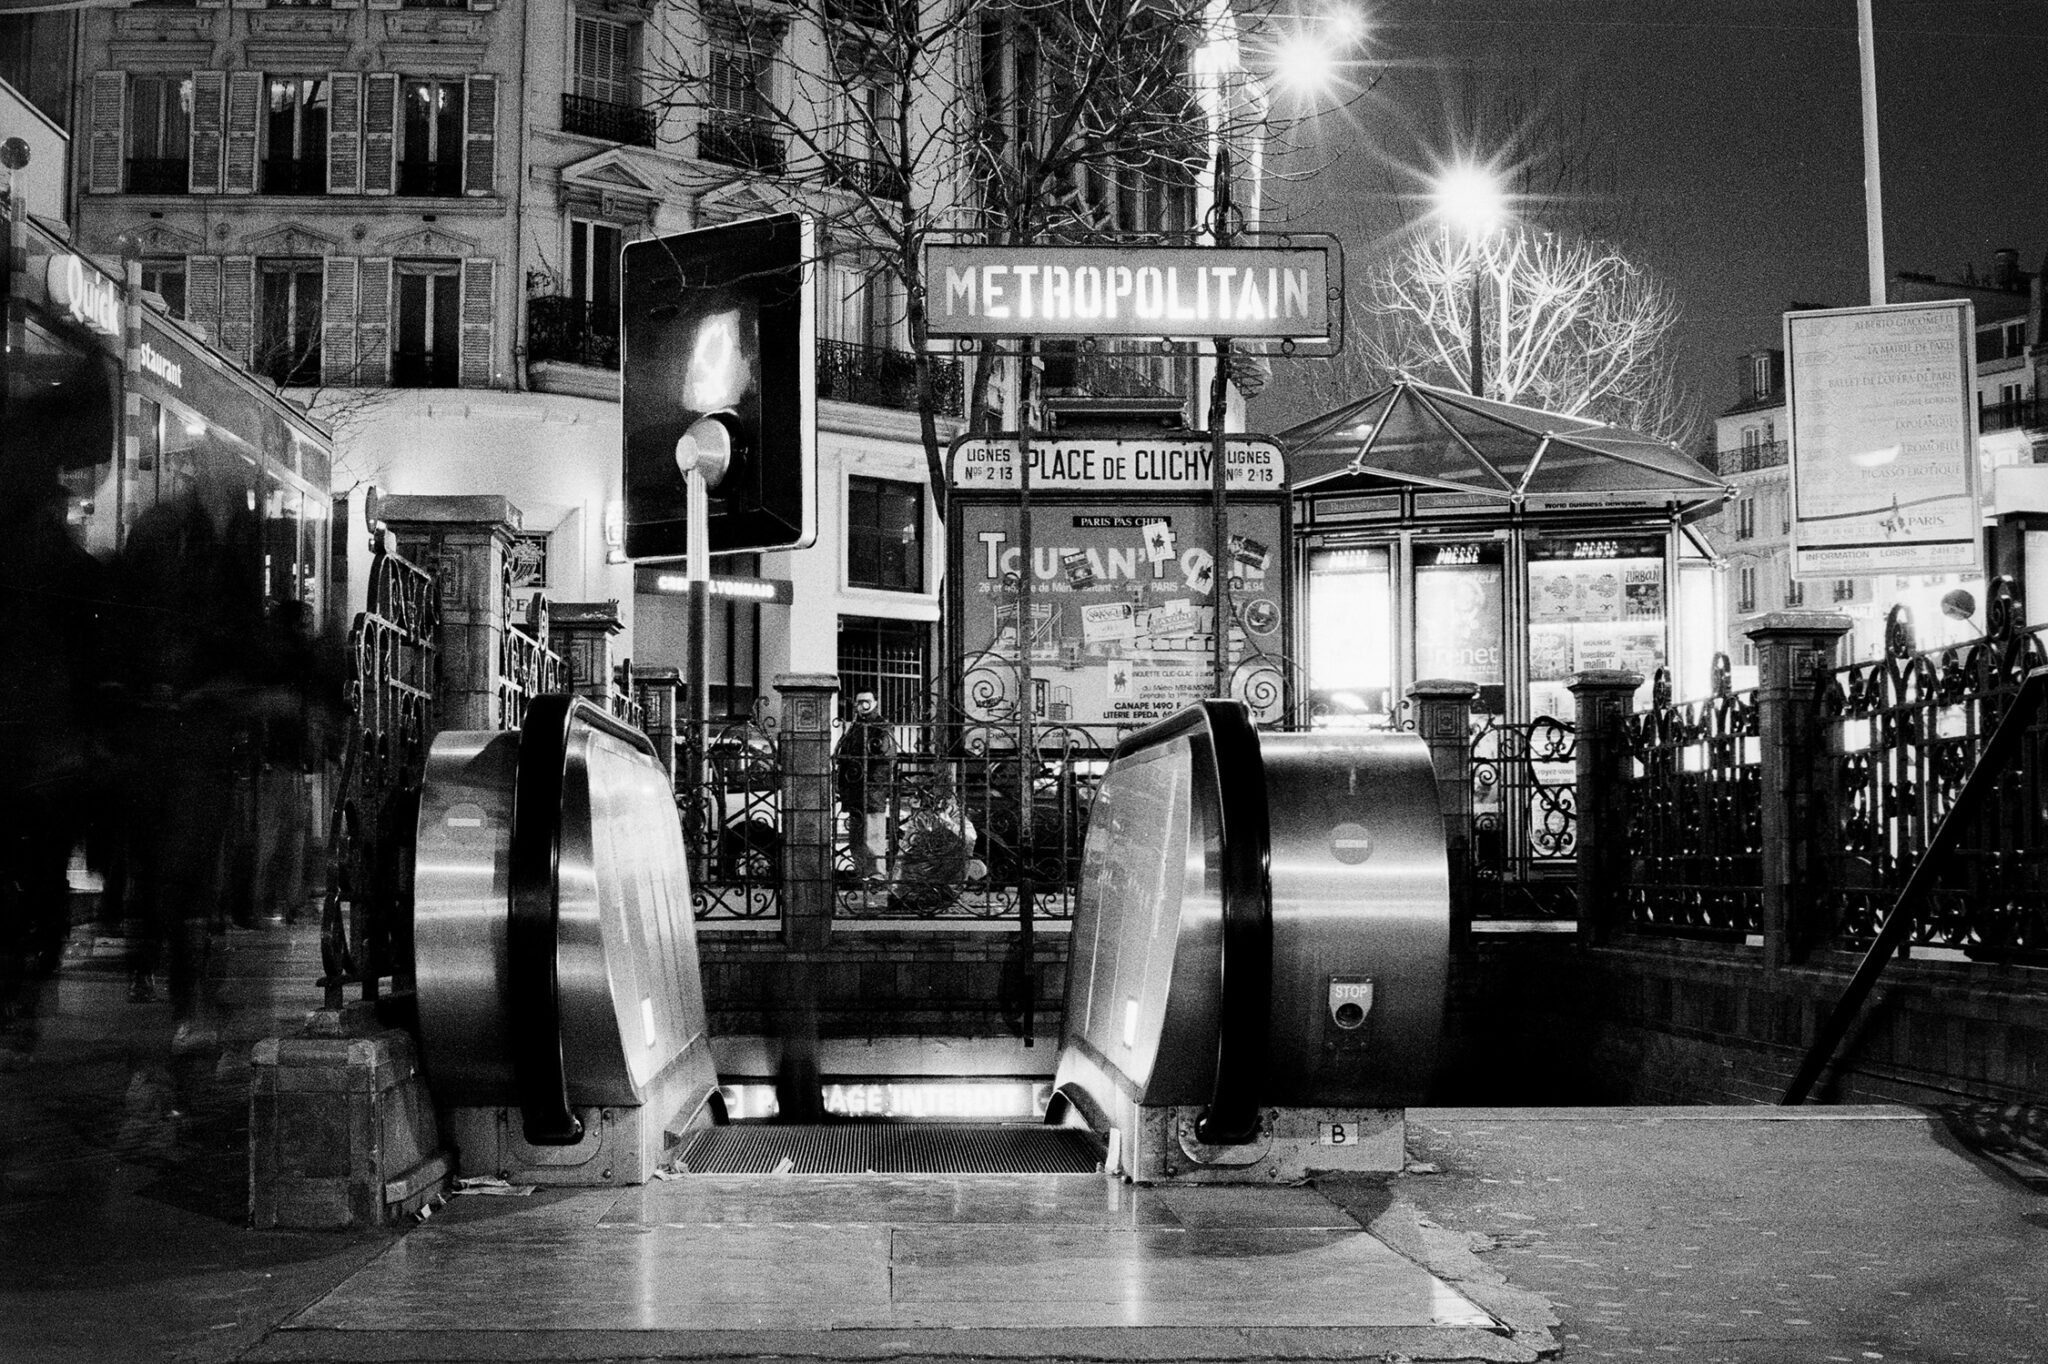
[
  {"left": 1107, "top": 699, "right": 1273, "bottom": 1145},
  {"left": 506, "top": 694, "right": 663, "bottom": 1146}
]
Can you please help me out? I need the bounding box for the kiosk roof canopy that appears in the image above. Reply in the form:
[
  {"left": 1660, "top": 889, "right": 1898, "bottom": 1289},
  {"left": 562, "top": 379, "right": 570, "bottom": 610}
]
[{"left": 1280, "top": 380, "right": 1728, "bottom": 517}]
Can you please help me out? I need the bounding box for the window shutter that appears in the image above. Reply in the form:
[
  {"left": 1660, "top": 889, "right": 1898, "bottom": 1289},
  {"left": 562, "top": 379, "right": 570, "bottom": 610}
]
[
  {"left": 88, "top": 72, "right": 125, "bottom": 195},
  {"left": 458, "top": 258, "right": 495, "bottom": 388},
  {"left": 462, "top": 74, "right": 497, "bottom": 197},
  {"left": 189, "top": 70, "right": 226, "bottom": 194},
  {"left": 185, "top": 255, "right": 222, "bottom": 341},
  {"left": 320, "top": 257, "right": 359, "bottom": 386},
  {"left": 220, "top": 256, "right": 257, "bottom": 364},
  {"left": 357, "top": 257, "right": 393, "bottom": 387},
  {"left": 223, "top": 71, "right": 262, "bottom": 194},
  {"left": 327, "top": 72, "right": 362, "bottom": 194},
  {"left": 362, "top": 74, "right": 398, "bottom": 195}
]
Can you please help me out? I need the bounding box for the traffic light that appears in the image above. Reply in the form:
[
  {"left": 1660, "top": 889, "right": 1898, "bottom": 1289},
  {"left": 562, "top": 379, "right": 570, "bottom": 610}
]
[{"left": 621, "top": 213, "right": 816, "bottom": 558}]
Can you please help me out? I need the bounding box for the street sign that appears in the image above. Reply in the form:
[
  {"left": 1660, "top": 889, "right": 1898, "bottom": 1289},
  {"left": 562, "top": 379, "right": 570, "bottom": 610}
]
[
  {"left": 636, "top": 568, "right": 794, "bottom": 605},
  {"left": 922, "top": 242, "right": 1336, "bottom": 350},
  {"left": 949, "top": 433, "right": 1286, "bottom": 492},
  {"left": 1784, "top": 301, "right": 1980, "bottom": 579}
]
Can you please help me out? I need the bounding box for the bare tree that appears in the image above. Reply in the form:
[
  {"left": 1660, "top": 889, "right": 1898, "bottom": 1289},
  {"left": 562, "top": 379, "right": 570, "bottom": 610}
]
[{"left": 641, "top": 0, "right": 1347, "bottom": 519}]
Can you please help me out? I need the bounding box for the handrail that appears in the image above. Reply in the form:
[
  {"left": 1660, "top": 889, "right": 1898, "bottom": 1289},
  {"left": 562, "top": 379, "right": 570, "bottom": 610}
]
[
  {"left": 1782, "top": 665, "right": 2048, "bottom": 1104},
  {"left": 508, "top": 694, "right": 582, "bottom": 1145}
]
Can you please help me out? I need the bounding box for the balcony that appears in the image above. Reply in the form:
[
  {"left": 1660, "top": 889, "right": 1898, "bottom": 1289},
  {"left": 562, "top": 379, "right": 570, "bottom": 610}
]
[
  {"left": 1706, "top": 439, "right": 1789, "bottom": 475},
  {"left": 817, "top": 338, "right": 961, "bottom": 415},
  {"left": 397, "top": 157, "right": 461, "bottom": 197},
  {"left": 261, "top": 156, "right": 328, "bottom": 195},
  {"left": 561, "top": 93, "right": 656, "bottom": 149},
  {"left": 1980, "top": 397, "right": 2044, "bottom": 434},
  {"left": 125, "top": 158, "right": 189, "bottom": 194},
  {"left": 1041, "top": 348, "right": 1176, "bottom": 399},
  {"left": 527, "top": 294, "right": 619, "bottom": 370},
  {"left": 697, "top": 113, "right": 785, "bottom": 175},
  {"left": 822, "top": 151, "right": 906, "bottom": 200}
]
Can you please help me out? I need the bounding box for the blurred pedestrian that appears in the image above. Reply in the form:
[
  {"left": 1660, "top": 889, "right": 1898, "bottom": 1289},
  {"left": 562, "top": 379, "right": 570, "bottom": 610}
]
[
  {"left": 0, "top": 479, "right": 105, "bottom": 1068},
  {"left": 834, "top": 690, "right": 896, "bottom": 887}
]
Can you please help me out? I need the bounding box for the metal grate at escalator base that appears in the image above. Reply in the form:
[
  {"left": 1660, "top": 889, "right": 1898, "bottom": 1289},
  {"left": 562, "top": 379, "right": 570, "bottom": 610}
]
[{"left": 676, "top": 1123, "right": 1105, "bottom": 1174}]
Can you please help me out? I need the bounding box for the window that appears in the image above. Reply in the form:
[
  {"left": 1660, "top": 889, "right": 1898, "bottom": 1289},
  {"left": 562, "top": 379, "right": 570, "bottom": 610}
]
[
  {"left": 393, "top": 261, "right": 460, "bottom": 387},
  {"left": 1785, "top": 576, "right": 1805, "bottom": 608},
  {"left": 139, "top": 260, "right": 186, "bottom": 318},
  {"left": 263, "top": 77, "right": 328, "bottom": 194},
  {"left": 2006, "top": 319, "right": 2026, "bottom": 355},
  {"left": 1737, "top": 566, "right": 1757, "bottom": 614},
  {"left": 569, "top": 218, "right": 622, "bottom": 314},
  {"left": 1751, "top": 354, "right": 1772, "bottom": 400},
  {"left": 400, "top": 78, "right": 465, "bottom": 196},
  {"left": 1779, "top": 490, "right": 1790, "bottom": 535},
  {"left": 837, "top": 615, "right": 927, "bottom": 728},
  {"left": 710, "top": 43, "right": 766, "bottom": 119},
  {"left": 1833, "top": 578, "right": 1856, "bottom": 603},
  {"left": 700, "top": 38, "right": 784, "bottom": 172},
  {"left": 257, "top": 259, "right": 323, "bottom": 386},
  {"left": 846, "top": 477, "right": 923, "bottom": 592},
  {"left": 574, "top": 14, "right": 634, "bottom": 106},
  {"left": 128, "top": 74, "right": 191, "bottom": 193},
  {"left": 1736, "top": 496, "right": 1756, "bottom": 540},
  {"left": 1741, "top": 427, "right": 1760, "bottom": 453}
]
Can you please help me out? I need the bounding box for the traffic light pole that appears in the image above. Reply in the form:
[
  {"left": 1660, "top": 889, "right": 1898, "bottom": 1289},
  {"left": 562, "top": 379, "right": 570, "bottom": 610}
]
[{"left": 675, "top": 419, "right": 734, "bottom": 809}]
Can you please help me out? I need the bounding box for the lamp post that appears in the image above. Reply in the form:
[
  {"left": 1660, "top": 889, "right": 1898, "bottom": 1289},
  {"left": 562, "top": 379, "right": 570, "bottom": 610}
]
[
  {"left": 1195, "top": 2, "right": 1359, "bottom": 697},
  {"left": 1431, "top": 166, "right": 1505, "bottom": 399}
]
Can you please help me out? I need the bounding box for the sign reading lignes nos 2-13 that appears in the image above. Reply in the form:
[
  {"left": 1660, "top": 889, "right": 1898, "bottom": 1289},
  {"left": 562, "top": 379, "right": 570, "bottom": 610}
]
[{"left": 922, "top": 243, "right": 1336, "bottom": 349}]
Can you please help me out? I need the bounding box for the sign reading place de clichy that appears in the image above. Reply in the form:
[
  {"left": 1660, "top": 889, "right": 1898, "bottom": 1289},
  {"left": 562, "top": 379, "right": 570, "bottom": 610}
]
[
  {"left": 1784, "top": 300, "right": 1981, "bottom": 580},
  {"left": 923, "top": 243, "right": 1334, "bottom": 347}
]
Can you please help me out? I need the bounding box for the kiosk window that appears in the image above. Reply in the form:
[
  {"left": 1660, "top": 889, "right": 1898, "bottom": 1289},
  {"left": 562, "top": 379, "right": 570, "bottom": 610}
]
[
  {"left": 1414, "top": 541, "right": 1505, "bottom": 717},
  {"left": 1528, "top": 537, "right": 1665, "bottom": 717},
  {"left": 1306, "top": 545, "right": 1394, "bottom": 724}
]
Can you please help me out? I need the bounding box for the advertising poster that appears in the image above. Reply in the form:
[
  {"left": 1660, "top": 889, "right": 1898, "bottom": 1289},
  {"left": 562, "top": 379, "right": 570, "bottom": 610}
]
[
  {"left": 1785, "top": 301, "right": 1980, "bottom": 578},
  {"left": 957, "top": 499, "right": 1288, "bottom": 728}
]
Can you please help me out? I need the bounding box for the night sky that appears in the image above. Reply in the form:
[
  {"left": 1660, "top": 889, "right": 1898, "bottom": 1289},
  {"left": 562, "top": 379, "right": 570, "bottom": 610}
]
[{"left": 1253, "top": 0, "right": 2048, "bottom": 439}]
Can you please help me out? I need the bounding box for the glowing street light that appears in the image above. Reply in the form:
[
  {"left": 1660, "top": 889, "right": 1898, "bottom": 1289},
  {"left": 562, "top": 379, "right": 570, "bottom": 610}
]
[{"left": 1431, "top": 165, "right": 1506, "bottom": 398}]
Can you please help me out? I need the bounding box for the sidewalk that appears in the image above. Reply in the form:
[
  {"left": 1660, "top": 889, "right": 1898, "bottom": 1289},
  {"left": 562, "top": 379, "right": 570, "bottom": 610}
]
[{"left": 2, "top": 918, "right": 2044, "bottom": 1364}]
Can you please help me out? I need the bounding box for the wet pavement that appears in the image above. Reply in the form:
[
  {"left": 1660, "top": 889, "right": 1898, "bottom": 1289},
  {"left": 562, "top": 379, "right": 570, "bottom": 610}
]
[{"left": 2, "top": 916, "right": 2045, "bottom": 1364}]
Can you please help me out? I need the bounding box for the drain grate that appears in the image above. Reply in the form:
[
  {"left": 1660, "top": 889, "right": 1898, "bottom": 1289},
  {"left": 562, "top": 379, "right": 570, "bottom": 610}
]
[{"left": 676, "top": 1123, "right": 1104, "bottom": 1174}]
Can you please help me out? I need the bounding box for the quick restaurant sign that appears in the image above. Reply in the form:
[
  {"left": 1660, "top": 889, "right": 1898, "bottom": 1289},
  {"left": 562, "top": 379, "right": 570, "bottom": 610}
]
[{"left": 922, "top": 243, "right": 1334, "bottom": 346}]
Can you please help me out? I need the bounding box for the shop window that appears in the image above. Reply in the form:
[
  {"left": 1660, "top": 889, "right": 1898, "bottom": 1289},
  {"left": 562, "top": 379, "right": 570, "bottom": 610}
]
[
  {"left": 393, "top": 260, "right": 460, "bottom": 387},
  {"left": 399, "top": 77, "right": 465, "bottom": 196},
  {"left": 127, "top": 73, "right": 191, "bottom": 193},
  {"left": 140, "top": 259, "right": 186, "bottom": 317},
  {"left": 257, "top": 258, "right": 323, "bottom": 387},
  {"left": 263, "top": 77, "right": 329, "bottom": 195},
  {"left": 1304, "top": 546, "right": 1394, "bottom": 724},
  {"left": 846, "top": 477, "right": 924, "bottom": 592}
]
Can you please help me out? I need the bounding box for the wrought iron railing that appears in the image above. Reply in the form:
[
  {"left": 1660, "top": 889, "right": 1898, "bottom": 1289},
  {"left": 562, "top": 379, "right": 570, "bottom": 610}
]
[
  {"left": 126, "top": 158, "right": 189, "bottom": 194},
  {"left": 697, "top": 113, "right": 786, "bottom": 174},
  {"left": 561, "top": 92, "right": 657, "bottom": 148},
  {"left": 677, "top": 710, "right": 788, "bottom": 922},
  {"left": 1618, "top": 658, "right": 1763, "bottom": 938},
  {"left": 527, "top": 294, "right": 619, "bottom": 370},
  {"left": 499, "top": 600, "right": 566, "bottom": 731},
  {"left": 822, "top": 150, "right": 906, "bottom": 199},
  {"left": 1041, "top": 347, "right": 1180, "bottom": 399},
  {"left": 1979, "top": 397, "right": 2045, "bottom": 434},
  {"left": 816, "top": 337, "right": 962, "bottom": 415},
  {"left": 321, "top": 543, "right": 438, "bottom": 1009},
  {"left": 1706, "top": 439, "right": 1790, "bottom": 475},
  {"left": 1467, "top": 713, "right": 1579, "bottom": 921},
  {"left": 1813, "top": 584, "right": 2048, "bottom": 963},
  {"left": 260, "top": 157, "right": 328, "bottom": 195}
]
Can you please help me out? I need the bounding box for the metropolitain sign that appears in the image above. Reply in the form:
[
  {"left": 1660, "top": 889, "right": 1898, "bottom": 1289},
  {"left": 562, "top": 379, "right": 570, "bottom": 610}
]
[{"left": 922, "top": 243, "right": 1335, "bottom": 348}]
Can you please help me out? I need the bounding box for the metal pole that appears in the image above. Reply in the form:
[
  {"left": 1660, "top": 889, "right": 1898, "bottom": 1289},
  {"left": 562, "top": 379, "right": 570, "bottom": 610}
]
[
  {"left": 1468, "top": 268, "right": 1484, "bottom": 398},
  {"left": 685, "top": 464, "right": 711, "bottom": 801},
  {"left": 1209, "top": 146, "right": 1234, "bottom": 699},
  {"left": 1856, "top": 0, "right": 1887, "bottom": 306},
  {"left": 1015, "top": 342, "right": 1036, "bottom": 1045}
]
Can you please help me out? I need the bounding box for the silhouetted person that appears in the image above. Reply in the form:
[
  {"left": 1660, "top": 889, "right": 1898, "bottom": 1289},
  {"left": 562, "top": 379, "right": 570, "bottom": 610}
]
[
  {"left": 0, "top": 480, "right": 105, "bottom": 1068},
  {"left": 835, "top": 690, "right": 897, "bottom": 887}
]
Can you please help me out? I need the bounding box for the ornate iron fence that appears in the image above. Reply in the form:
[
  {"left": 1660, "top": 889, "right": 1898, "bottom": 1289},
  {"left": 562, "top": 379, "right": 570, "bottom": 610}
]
[
  {"left": 499, "top": 595, "right": 566, "bottom": 730},
  {"left": 1467, "top": 712, "right": 1579, "bottom": 920},
  {"left": 1618, "top": 659, "right": 1763, "bottom": 938},
  {"left": 321, "top": 544, "right": 437, "bottom": 1009},
  {"left": 1814, "top": 588, "right": 2048, "bottom": 963},
  {"left": 678, "top": 709, "right": 788, "bottom": 922}
]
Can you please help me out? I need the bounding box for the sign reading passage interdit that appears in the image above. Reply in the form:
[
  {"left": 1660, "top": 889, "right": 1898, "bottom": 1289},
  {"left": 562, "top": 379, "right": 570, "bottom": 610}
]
[
  {"left": 1785, "top": 301, "right": 1981, "bottom": 579},
  {"left": 923, "top": 243, "right": 1335, "bottom": 350}
]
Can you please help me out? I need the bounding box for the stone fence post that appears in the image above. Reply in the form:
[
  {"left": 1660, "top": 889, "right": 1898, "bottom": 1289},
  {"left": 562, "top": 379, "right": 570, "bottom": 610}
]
[
  {"left": 1408, "top": 679, "right": 1480, "bottom": 948},
  {"left": 547, "top": 600, "right": 625, "bottom": 709},
  {"left": 772, "top": 673, "right": 837, "bottom": 1123},
  {"left": 377, "top": 495, "right": 521, "bottom": 733},
  {"left": 1569, "top": 670, "right": 1643, "bottom": 946},
  {"left": 1746, "top": 612, "right": 1853, "bottom": 967}
]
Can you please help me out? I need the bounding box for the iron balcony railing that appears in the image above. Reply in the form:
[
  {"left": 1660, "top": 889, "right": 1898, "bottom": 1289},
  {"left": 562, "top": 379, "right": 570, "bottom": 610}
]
[
  {"left": 397, "top": 157, "right": 461, "bottom": 197},
  {"left": 561, "top": 93, "right": 656, "bottom": 149},
  {"left": 822, "top": 151, "right": 906, "bottom": 200},
  {"left": 1706, "top": 439, "right": 1790, "bottom": 475},
  {"left": 817, "top": 338, "right": 962, "bottom": 415},
  {"left": 698, "top": 113, "right": 786, "bottom": 175},
  {"left": 1980, "top": 396, "right": 2045, "bottom": 433},
  {"left": 526, "top": 294, "right": 619, "bottom": 370},
  {"left": 126, "top": 158, "right": 189, "bottom": 194},
  {"left": 1041, "top": 347, "right": 1179, "bottom": 399},
  {"left": 261, "top": 157, "right": 328, "bottom": 196}
]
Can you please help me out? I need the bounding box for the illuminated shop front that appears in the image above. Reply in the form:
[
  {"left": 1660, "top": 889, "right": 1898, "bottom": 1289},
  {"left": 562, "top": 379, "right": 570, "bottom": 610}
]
[{"left": 1285, "top": 382, "right": 1728, "bottom": 727}]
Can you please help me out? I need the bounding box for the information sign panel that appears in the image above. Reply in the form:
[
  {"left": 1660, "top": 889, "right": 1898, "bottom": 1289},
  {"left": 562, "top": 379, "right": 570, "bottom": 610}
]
[{"left": 1785, "top": 301, "right": 1980, "bottom": 578}]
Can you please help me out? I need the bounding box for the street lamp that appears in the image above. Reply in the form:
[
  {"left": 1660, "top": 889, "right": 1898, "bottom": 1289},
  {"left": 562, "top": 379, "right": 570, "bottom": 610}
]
[
  {"left": 1431, "top": 165, "right": 1505, "bottom": 398},
  {"left": 1195, "top": 1, "right": 1361, "bottom": 697}
]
